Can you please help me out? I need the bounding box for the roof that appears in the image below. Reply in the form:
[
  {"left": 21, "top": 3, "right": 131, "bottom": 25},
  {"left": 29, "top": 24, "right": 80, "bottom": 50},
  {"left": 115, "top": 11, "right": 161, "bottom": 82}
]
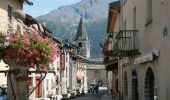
[
  {"left": 107, "top": 1, "right": 120, "bottom": 33},
  {"left": 24, "top": 0, "right": 33, "bottom": 5},
  {"left": 19, "top": 0, "right": 33, "bottom": 5},
  {"left": 13, "top": 10, "right": 62, "bottom": 46},
  {"left": 109, "top": 1, "right": 120, "bottom": 7},
  {"left": 63, "top": 40, "right": 80, "bottom": 49},
  {"left": 75, "top": 16, "right": 88, "bottom": 41}
]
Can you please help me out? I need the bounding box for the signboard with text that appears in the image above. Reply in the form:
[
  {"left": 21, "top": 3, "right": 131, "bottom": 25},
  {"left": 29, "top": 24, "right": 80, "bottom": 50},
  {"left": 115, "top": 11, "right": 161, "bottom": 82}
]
[{"left": 60, "top": 53, "right": 65, "bottom": 70}]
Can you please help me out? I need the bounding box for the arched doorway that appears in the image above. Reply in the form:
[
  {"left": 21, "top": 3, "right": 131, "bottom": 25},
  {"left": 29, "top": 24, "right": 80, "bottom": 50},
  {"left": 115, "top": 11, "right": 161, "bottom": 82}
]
[
  {"left": 132, "top": 70, "right": 139, "bottom": 100},
  {"left": 144, "top": 68, "right": 155, "bottom": 100},
  {"left": 123, "top": 71, "right": 128, "bottom": 98}
]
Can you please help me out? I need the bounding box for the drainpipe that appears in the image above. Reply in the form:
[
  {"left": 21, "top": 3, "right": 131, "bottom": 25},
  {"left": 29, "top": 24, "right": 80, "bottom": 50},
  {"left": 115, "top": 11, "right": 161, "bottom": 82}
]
[
  {"left": 117, "top": 57, "right": 122, "bottom": 100},
  {"left": 119, "top": 0, "right": 124, "bottom": 99}
]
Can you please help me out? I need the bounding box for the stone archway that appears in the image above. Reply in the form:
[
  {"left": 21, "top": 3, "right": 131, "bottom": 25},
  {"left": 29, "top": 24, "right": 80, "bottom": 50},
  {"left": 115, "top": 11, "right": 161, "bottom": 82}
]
[
  {"left": 132, "top": 70, "right": 139, "bottom": 100},
  {"left": 144, "top": 67, "right": 155, "bottom": 100}
]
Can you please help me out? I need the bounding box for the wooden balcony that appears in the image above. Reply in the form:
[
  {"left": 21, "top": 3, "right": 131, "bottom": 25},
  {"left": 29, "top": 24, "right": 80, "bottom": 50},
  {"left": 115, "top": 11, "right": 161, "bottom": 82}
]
[{"left": 114, "top": 30, "right": 140, "bottom": 56}]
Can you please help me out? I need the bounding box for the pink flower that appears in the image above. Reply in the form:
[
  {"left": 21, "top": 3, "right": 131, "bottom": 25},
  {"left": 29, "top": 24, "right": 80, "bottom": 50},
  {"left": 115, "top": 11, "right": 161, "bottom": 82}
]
[
  {"left": 24, "top": 58, "right": 28, "bottom": 62},
  {"left": 33, "top": 49, "right": 40, "bottom": 56},
  {"left": 21, "top": 39, "right": 30, "bottom": 45},
  {"left": 39, "top": 64, "right": 45, "bottom": 69},
  {"left": 21, "top": 50, "right": 25, "bottom": 55},
  {"left": 26, "top": 52, "right": 33, "bottom": 58},
  {"left": 30, "top": 63, "right": 35, "bottom": 68},
  {"left": 16, "top": 57, "right": 20, "bottom": 63},
  {"left": 36, "top": 57, "right": 41, "bottom": 61},
  {"left": 25, "top": 47, "right": 30, "bottom": 50}
]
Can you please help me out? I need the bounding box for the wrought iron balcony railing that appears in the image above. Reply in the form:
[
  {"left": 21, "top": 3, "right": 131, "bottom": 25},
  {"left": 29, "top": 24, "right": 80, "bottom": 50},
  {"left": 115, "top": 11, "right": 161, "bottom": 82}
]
[{"left": 114, "top": 30, "right": 139, "bottom": 56}]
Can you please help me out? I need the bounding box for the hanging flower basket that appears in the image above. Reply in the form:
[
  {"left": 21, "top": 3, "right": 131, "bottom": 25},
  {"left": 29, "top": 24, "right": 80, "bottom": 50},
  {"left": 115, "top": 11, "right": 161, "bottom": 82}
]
[{"left": 1, "top": 25, "right": 59, "bottom": 70}]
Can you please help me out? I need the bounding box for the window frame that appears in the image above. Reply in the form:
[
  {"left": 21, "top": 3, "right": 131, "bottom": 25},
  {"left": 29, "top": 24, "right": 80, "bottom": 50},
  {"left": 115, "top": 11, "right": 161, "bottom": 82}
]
[{"left": 145, "top": 0, "right": 153, "bottom": 27}]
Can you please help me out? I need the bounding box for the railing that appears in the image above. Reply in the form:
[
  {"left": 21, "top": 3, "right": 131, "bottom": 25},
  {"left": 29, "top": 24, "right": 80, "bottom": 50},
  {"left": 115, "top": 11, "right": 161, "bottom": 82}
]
[{"left": 114, "top": 30, "right": 139, "bottom": 56}]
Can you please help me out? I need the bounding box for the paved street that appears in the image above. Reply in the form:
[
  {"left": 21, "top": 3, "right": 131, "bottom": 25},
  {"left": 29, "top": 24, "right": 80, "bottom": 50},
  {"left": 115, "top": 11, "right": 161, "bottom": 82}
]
[
  {"left": 74, "top": 90, "right": 106, "bottom": 100},
  {"left": 73, "top": 87, "right": 111, "bottom": 100}
]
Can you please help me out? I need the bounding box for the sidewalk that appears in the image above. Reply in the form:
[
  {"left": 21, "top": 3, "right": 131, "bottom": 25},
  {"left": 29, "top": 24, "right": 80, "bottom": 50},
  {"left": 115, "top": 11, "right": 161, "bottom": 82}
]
[{"left": 100, "top": 93, "right": 112, "bottom": 100}]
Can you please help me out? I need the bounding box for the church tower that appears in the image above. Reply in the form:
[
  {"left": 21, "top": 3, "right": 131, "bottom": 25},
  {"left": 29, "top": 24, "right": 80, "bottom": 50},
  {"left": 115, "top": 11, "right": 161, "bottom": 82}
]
[{"left": 74, "top": 16, "right": 90, "bottom": 58}]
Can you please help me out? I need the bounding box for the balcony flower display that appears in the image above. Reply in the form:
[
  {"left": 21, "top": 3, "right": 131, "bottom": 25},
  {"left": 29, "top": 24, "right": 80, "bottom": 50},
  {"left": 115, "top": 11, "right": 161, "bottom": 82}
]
[{"left": 2, "top": 28, "right": 59, "bottom": 69}]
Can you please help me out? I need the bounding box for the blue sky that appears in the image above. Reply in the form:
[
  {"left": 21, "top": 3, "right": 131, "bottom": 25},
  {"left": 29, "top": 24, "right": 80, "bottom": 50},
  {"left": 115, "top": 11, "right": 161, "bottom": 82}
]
[{"left": 24, "top": 0, "right": 81, "bottom": 17}]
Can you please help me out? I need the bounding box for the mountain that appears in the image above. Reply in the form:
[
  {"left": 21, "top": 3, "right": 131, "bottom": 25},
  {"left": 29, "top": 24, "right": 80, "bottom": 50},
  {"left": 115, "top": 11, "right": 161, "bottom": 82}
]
[{"left": 37, "top": 0, "right": 115, "bottom": 57}]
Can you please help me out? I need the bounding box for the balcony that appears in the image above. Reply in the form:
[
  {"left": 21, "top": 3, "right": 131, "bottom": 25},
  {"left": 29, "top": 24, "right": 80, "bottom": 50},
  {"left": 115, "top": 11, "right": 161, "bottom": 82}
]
[{"left": 114, "top": 30, "right": 140, "bottom": 56}]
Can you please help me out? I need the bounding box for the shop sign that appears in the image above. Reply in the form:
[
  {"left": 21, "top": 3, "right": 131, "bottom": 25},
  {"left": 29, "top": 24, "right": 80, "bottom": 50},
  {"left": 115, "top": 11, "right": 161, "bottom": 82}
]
[
  {"left": 134, "top": 49, "right": 159, "bottom": 64},
  {"left": 60, "top": 53, "right": 65, "bottom": 70},
  {"left": 134, "top": 54, "right": 153, "bottom": 64}
]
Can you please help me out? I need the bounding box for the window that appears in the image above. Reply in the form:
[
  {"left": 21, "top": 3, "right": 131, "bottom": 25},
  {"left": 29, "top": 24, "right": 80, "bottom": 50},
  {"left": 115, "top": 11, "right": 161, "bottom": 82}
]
[
  {"left": 78, "top": 42, "right": 82, "bottom": 47},
  {"left": 36, "top": 78, "right": 42, "bottom": 97},
  {"left": 51, "top": 79, "right": 53, "bottom": 89},
  {"left": 124, "top": 20, "right": 126, "bottom": 30},
  {"left": 146, "top": 0, "right": 152, "bottom": 26},
  {"left": 46, "top": 79, "right": 49, "bottom": 90},
  {"left": 66, "top": 81, "right": 67, "bottom": 88},
  {"left": 62, "top": 70, "right": 64, "bottom": 77},
  {"left": 8, "top": 5, "right": 13, "bottom": 21},
  {"left": 133, "top": 7, "right": 136, "bottom": 30},
  {"left": 66, "top": 56, "right": 68, "bottom": 62},
  {"left": 66, "top": 67, "right": 68, "bottom": 77},
  {"left": 123, "top": 0, "right": 127, "bottom": 5}
]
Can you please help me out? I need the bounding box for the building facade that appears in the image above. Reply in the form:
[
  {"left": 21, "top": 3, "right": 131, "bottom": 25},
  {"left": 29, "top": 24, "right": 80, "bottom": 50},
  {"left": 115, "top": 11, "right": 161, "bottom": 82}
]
[
  {"left": 73, "top": 16, "right": 90, "bottom": 93},
  {"left": 106, "top": 0, "right": 170, "bottom": 100},
  {"left": 0, "top": 0, "right": 32, "bottom": 87},
  {"left": 86, "top": 64, "right": 107, "bottom": 88}
]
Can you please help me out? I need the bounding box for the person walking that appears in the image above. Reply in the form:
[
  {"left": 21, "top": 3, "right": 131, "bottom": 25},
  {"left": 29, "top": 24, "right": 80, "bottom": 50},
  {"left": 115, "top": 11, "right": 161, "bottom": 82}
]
[{"left": 95, "top": 85, "right": 99, "bottom": 94}]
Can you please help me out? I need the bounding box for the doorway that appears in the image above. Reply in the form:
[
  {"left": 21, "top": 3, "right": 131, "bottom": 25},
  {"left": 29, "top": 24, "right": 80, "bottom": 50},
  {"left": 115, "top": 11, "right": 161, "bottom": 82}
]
[{"left": 144, "top": 68, "right": 155, "bottom": 100}]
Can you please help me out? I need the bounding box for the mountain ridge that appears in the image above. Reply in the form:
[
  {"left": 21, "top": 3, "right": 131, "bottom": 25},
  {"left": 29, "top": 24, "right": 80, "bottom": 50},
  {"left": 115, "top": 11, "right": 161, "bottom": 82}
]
[{"left": 37, "top": 0, "right": 115, "bottom": 57}]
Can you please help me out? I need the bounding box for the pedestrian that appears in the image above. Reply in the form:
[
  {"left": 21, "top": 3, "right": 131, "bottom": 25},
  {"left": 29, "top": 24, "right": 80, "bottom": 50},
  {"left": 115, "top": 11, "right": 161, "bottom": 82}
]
[
  {"left": 95, "top": 85, "right": 99, "bottom": 94},
  {"left": 92, "top": 86, "right": 95, "bottom": 94}
]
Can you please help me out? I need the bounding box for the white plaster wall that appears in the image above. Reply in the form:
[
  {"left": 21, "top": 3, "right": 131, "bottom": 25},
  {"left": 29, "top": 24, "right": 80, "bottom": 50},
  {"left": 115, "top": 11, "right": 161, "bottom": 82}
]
[
  {"left": 107, "top": 71, "right": 113, "bottom": 95},
  {"left": 120, "top": 0, "right": 170, "bottom": 99}
]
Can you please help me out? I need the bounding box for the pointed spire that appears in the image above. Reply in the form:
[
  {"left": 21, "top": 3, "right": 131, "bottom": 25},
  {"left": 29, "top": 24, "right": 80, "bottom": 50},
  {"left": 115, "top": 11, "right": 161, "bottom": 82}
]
[{"left": 75, "top": 16, "right": 88, "bottom": 41}]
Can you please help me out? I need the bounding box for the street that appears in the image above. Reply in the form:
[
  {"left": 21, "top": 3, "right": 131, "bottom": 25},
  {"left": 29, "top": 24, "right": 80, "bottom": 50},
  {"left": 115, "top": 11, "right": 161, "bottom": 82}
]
[{"left": 74, "top": 87, "right": 109, "bottom": 100}]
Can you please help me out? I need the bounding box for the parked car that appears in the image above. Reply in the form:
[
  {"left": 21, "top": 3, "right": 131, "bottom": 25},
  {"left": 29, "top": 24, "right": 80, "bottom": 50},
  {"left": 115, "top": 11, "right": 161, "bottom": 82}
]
[
  {"left": 61, "top": 94, "right": 70, "bottom": 100},
  {"left": 80, "top": 89, "right": 85, "bottom": 96},
  {"left": 70, "top": 90, "right": 76, "bottom": 99},
  {"left": 76, "top": 89, "right": 80, "bottom": 97}
]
